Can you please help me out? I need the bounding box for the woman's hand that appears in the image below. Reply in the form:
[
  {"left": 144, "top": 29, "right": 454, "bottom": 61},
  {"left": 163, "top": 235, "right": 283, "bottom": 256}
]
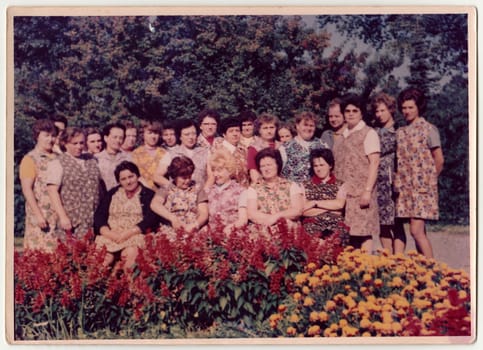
[
  {"left": 183, "top": 223, "right": 198, "bottom": 233},
  {"left": 171, "top": 217, "right": 183, "bottom": 230},
  {"left": 59, "top": 214, "right": 72, "bottom": 231},
  {"left": 359, "top": 191, "right": 371, "bottom": 208},
  {"left": 34, "top": 212, "right": 48, "bottom": 230}
]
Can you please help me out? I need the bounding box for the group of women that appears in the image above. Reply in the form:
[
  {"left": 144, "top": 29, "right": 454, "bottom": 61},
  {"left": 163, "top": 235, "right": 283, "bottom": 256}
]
[{"left": 19, "top": 86, "right": 443, "bottom": 270}]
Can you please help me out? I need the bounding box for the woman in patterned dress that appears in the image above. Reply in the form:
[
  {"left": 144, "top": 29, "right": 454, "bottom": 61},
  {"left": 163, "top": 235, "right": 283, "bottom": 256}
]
[
  {"left": 206, "top": 149, "right": 248, "bottom": 234},
  {"left": 150, "top": 156, "right": 209, "bottom": 238},
  {"left": 302, "top": 148, "right": 349, "bottom": 245},
  {"left": 246, "top": 148, "right": 304, "bottom": 233},
  {"left": 46, "top": 127, "right": 102, "bottom": 239},
  {"left": 19, "top": 119, "right": 59, "bottom": 252},
  {"left": 94, "top": 161, "right": 160, "bottom": 269},
  {"left": 371, "top": 92, "right": 406, "bottom": 254},
  {"left": 394, "top": 87, "right": 444, "bottom": 258}
]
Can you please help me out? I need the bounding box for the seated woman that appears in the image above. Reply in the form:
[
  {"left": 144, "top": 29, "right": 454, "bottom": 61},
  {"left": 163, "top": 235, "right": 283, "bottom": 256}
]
[
  {"left": 246, "top": 148, "right": 303, "bottom": 232},
  {"left": 206, "top": 149, "right": 248, "bottom": 234},
  {"left": 302, "top": 149, "right": 350, "bottom": 244},
  {"left": 150, "top": 156, "right": 209, "bottom": 238},
  {"left": 94, "top": 161, "right": 160, "bottom": 270}
]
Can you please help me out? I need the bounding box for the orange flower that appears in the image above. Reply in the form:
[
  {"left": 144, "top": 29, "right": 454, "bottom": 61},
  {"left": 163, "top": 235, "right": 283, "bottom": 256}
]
[
  {"left": 303, "top": 296, "right": 315, "bottom": 307},
  {"left": 289, "top": 313, "right": 300, "bottom": 323},
  {"left": 307, "top": 325, "right": 321, "bottom": 336},
  {"left": 325, "top": 300, "right": 337, "bottom": 311},
  {"left": 293, "top": 292, "right": 302, "bottom": 301},
  {"left": 302, "top": 286, "right": 311, "bottom": 295},
  {"left": 309, "top": 311, "right": 319, "bottom": 322},
  {"left": 286, "top": 326, "right": 297, "bottom": 336},
  {"left": 277, "top": 304, "right": 287, "bottom": 313},
  {"left": 318, "top": 311, "right": 329, "bottom": 322}
]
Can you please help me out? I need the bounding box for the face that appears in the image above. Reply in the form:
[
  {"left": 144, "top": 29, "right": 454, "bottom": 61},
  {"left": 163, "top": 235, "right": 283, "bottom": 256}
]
[
  {"left": 223, "top": 126, "right": 241, "bottom": 146},
  {"left": 36, "top": 131, "right": 56, "bottom": 152},
  {"left": 375, "top": 103, "right": 394, "bottom": 127},
  {"left": 278, "top": 127, "right": 293, "bottom": 144},
  {"left": 122, "top": 128, "right": 137, "bottom": 151},
  {"left": 64, "top": 133, "right": 85, "bottom": 158},
  {"left": 401, "top": 100, "right": 420, "bottom": 124},
  {"left": 344, "top": 104, "right": 363, "bottom": 129},
  {"left": 118, "top": 169, "right": 139, "bottom": 193},
  {"left": 296, "top": 119, "right": 316, "bottom": 141},
  {"left": 241, "top": 120, "right": 254, "bottom": 138},
  {"left": 162, "top": 129, "right": 177, "bottom": 147},
  {"left": 312, "top": 157, "right": 331, "bottom": 180},
  {"left": 179, "top": 126, "right": 197, "bottom": 149},
  {"left": 258, "top": 122, "right": 277, "bottom": 142},
  {"left": 104, "top": 127, "right": 125, "bottom": 153},
  {"left": 212, "top": 165, "right": 231, "bottom": 186},
  {"left": 174, "top": 175, "right": 192, "bottom": 190},
  {"left": 328, "top": 105, "right": 345, "bottom": 130},
  {"left": 144, "top": 129, "right": 160, "bottom": 148},
  {"left": 259, "top": 157, "right": 278, "bottom": 181},
  {"left": 86, "top": 133, "right": 103, "bottom": 154},
  {"left": 199, "top": 116, "right": 217, "bottom": 138}
]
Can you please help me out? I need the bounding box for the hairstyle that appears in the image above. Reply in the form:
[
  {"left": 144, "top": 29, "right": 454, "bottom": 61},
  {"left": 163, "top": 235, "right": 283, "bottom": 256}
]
[
  {"left": 114, "top": 161, "right": 141, "bottom": 183},
  {"left": 167, "top": 155, "right": 195, "bottom": 179},
  {"left": 327, "top": 97, "right": 343, "bottom": 111},
  {"left": 197, "top": 108, "right": 221, "bottom": 126},
  {"left": 32, "top": 119, "right": 58, "bottom": 140},
  {"left": 238, "top": 110, "right": 257, "bottom": 123},
  {"left": 175, "top": 119, "right": 198, "bottom": 141},
  {"left": 370, "top": 92, "right": 397, "bottom": 115},
  {"left": 294, "top": 111, "right": 319, "bottom": 125},
  {"left": 85, "top": 126, "right": 101, "bottom": 138},
  {"left": 309, "top": 148, "right": 335, "bottom": 175},
  {"left": 140, "top": 120, "right": 162, "bottom": 134},
  {"left": 162, "top": 119, "right": 177, "bottom": 131},
  {"left": 254, "top": 113, "right": 280, "bottom": 134},
  {"left": 219, "top": 117, "right": 241, "bottom": 135},
  {"left": 255, "top": 147, "right": 283, "bottom": 176},
  {"left": 397, "top": 87, "right": 427, "bottom": 115},
  {"left": 341, "top": 93, "right": 367, "bottom": 117},
  {"left": 50, "top": 115, "right": 68, "bottom": 128},
  {"left": 121, "top": 119, "right": 137, "bottom": 131},
  {"left": 277, "top": 121, "right": 296, "bottom": 140},
  {"left": 210, "top": 149, "right": 238, "bottom": 178},
  {"left": 102, "top": 122, "right": 126, "bottom": 138},
  {"left": 59, "top": 126, "right": 85, "bottom": 152}
]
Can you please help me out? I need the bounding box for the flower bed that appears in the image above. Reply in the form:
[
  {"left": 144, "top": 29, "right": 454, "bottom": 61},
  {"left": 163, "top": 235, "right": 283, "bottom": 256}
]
[{"left": 14, "top": 221, "right": 471, "bottom": 340}]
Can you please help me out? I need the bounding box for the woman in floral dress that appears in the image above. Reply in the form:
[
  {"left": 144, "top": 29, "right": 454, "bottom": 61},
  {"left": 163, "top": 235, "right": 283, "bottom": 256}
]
[
  {"left": 150, "top": 156, "right": 208, "bottom": 239},
  {"left": 302, "top": 148, "right": 349, "bottom": 245},
  {"left": 371, "top": 92, "right": 406, "bottom": 254},
  {"left": 19, "top": 119, "right": 59, "bottom": 252},
  {"left": 394, "top": 87, "right": 444, "bottom": 258}
]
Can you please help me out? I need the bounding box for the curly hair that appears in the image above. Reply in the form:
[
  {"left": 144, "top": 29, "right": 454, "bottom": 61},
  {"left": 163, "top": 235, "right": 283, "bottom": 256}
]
[{"left": 167, "top": 156, "right": 195, "bottom": 179}]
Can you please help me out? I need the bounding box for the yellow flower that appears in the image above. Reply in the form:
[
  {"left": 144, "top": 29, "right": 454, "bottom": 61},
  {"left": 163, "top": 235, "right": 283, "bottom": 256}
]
[
  {"left": 295, "top": 273, "right": 309, "bottom": 286},
  {"left": 363, "top": 273, "right": 372, "bottom": 283},
  {"left": 289, "top": 314, "right": 300, "bottom": 323},
  {"left": 362, "top": 331, "right": 372, "bottom": 337},
  {"left": 306, "top": 262, "right": 317, "bottom": 272},
  {"left": 412, "top": 298, "right": 432, "bottom": 310},
  {"left": 308, "top": 276, "right": 320, "bottom": 288},
  {"left": 307, "top": 325, "right": 321, "bottom": 336},
  {"left": 277, "top": 304, "right": 287, "bottom": 313},
  {"left": 309, "top": 311, "right": 319, "bottom": 322},
  {"left": 374, "top": 278, "right": 383, "bottom": 288},
  {"left": 342, "top": 325, "right": 359, "bottom": 337},
  {"left": 325, "top": 300, "right": 337, "bottom": 311},
  {"left": 331, "top": 265, "right": 340, "bottom": 275},
  {"left": 314, "top": 268, "right": 324, "bottom": 277},
  {"left": 390, "top": 276, "right": 404, "bottom": 288},
  {"left": 302, "top": 286, "right": 311, "bottom": 295},
  {"left": 458, "top": 290, "right": 468, "bottom": 300},
  {"left": 422, "top": 311, "right": 434, "bottom": 326},
  {"left": 391, "top": 322, "right": 403, "bottom": 334},
  {"left": 339, "top": 319, "right": 348, "bottom": 327},
  {"left": 286, "top": 326, "right": 297, "bottom": 336},
  {"left": 318, "top": 311, "right": 329, "bottom": 322},
  {"left": 303, "top": 296, "right": 315, "bottom": 307},
  {"left": 293, "top": 292, "right": 302, "bottom": 301},
  {"left": 360, "top": 318, "right": 371, "bottom": 329}
]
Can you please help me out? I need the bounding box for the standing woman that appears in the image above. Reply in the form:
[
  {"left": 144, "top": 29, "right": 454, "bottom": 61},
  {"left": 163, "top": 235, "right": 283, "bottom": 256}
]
[
  {"left": 46, "top": 127, "right": 102, "bottom": 239},
  {"left": 19, "top": 119, "right": 59, "bottom": 252},
  {"left": 394, "top": 87, "right": 444, "bottom": 258},
  {"left": 333, "top": 94, "right": 380, "bottom": 253},
  {"left": 85, "top": 126, "right": 103, "bottom": 155},
  {"left": 371, "top": 92, "right": 407, "bottom": 254}
]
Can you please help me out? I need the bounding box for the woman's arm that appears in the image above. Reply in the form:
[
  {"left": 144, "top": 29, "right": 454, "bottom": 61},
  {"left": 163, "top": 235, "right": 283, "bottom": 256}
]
[
  {"left": 153, "top": 154, "right": 171, "bottom": 188},
  {"left": 431, "top": 147, "right": 444, "bottom": 176},
  {"left": 359, "top": 152, "right": 380, "bottom": 208},
  {"left": 20, "top": 177, "right": 48, "bottom": 229},
  {"left": 47, "top": 184, "right": 72, "bottom": 231},
  {"left": 184, "top": 202, "right": 209, "bottom": 232},
  {"left": 150, "top": 193, "right": 183, "bottom": 230},
  {"left": 303, "top": 198, "right": 345, "bottom": 216},
  {"left": 247, "top": 196, "right": 279, "bottom": 226},
  {"left": 277, "top": 191, "right": 304, "bottom": 221}
]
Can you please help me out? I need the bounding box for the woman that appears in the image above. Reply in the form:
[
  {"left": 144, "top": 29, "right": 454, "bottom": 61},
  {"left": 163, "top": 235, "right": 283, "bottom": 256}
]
[
  {"left": 394, "top": 87, "right": 444, "bottom": 258},
  {"left": 85, "top": 126, "right": 103, "bottom": 155},
  {"left": 19, "top": 119, "right": 59, "bottom": 252},
  {"left": 131, "top": 120, "right": 171, "bottom": 190},
  {"left": 371, "top": 92, "right": 406, "bottom": 254},
  {"left": 151, "top": 156, "right": 209, "bottom": 237},
  {"left": 46, "top": 127, "right": 102, "bottom": 239},
  {"left": 333, "top": 94, "right": 380, "bottom": 253},
  {"left": 302, "top": 148, "right": 349, "bottom": 245},
  {"left": 247, "top": 113, "right": 281, "bottom": 184},
  {"left": 277, "top": 121, "right": 296, "bottom": 144},
  {"left": 94, "top": 161, "right": 160, "bottom": 269},
  {"left": 246, "top": 148, "right": 303, "bottom": 231},
  {"left": 206, "top": 149, "right": 248, "bottom": 234}
]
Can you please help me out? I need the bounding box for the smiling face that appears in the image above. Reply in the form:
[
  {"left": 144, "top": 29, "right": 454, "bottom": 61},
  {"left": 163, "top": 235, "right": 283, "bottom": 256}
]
[
  {"left": 212, "top": 165, "right": 231, "bottom": 186},
  {"left": 375, "top": 102, "right": 394, "bottom": 127},
  {"left": 344, "top": 104, "right": 363, "bottom": 129},
  {"left": 179, "top": 126, "right": 198, "bottom": 149},
  {"left": 223, "top": 126, "right": 241, "bottom": 146},
  {"left": 401, "top": 99, "right": 420, "bottom": 124},
  {"left": 174, "top": 175, "right": 192, "bottom": 190},
  {"left": 104, "top": 127, "right": 125, "bottom": 154},
  {"left": 118, "top": 169, "right": 140, "bottom": 194},
  {"left": 144, "top": 129, "right": 160, "bottom": 148},
  {"left": 199, "top": 116, "right": 218, "bottom": 138},
  {"left": 312, "top": 156, "right": 331, "bottom": 180},
  {"left": 86, "top": 133, "right": 103, "bottom": 154},
  {"left": 296, "top": 119, "right": 316, "bottom": 141},
  {"left": 36, "top": 131, "right": 56, "bottom": 153},
  {"left": 64, "top": 133, "right": 86, "bottom": 158},
  {"left": 122, "top": 127, "right": 138, "bottom": 151},
  {"left": 328, "top": 105, "right": 345, "bottom": 130},
  {"left": 259, "top": 156, "right": 278, "bottom": 181}
]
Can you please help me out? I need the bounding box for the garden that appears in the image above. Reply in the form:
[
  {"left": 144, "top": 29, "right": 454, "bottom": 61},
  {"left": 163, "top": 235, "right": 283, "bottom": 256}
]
[{"left": 14, "top": 220, "right": 472, "bottom": 341}]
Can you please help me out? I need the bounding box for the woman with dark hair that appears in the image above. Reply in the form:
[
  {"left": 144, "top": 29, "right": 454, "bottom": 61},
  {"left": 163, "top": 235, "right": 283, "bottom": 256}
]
[
  {"left": 370, "top": 92, "right": 407, "bottom": 254},
  {"left": 84, "top": 126, "right": 103, "bottom": 155},
  {"left": 302, "top": 148, "right": 349, "bottom": 244},
  {"left": 246, "top": 148, "right": 303, "bottom": 229},
  {"left": 394, "top": 87, "right": 444, "bottom": 258},
  {"left": 19, "top": 119, "right": 59, "bottom": 252},
  {"left": 46, "top": 126, "right": 102, "bottom": 239},
  {"left": 150, "top": 156, "right": 209, "bottom": 236},
  {"left": 94, "top": 161, "right": 160, "bottom": 270},
  {"left": 333, "top": 94, "right": 380, "bottom": 253}
]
